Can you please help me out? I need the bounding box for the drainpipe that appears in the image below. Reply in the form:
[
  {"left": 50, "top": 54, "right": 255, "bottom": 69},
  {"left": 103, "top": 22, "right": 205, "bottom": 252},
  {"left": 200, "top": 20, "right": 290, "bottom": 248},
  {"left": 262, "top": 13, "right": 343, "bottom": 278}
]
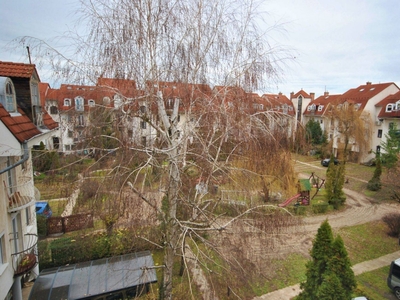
[{"left": 0, "top": 141, "right": 29, "bottom": 175}]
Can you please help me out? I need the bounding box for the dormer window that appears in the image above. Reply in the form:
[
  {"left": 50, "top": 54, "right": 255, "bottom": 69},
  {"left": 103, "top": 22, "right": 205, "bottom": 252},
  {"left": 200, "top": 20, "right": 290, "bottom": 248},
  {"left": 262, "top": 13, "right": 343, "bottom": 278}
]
[
  {"left": 354, "top": 103, "right": 361, "bottom": 111},
  {"left": 88, "top": 99, "right": 95, "bottom": 107},
  {"left": 308, "top": 104, "right": 316, "bottom": 111},
  {"left": 103, "top": 97, "right": 111, "bottom": 105},
  {"left": 386, "top": 103, "right": 394, "bottom": 112},
  {"left": 75, "top": 96, "right": 84, "bottom": 111},
  {"left": 396, "top": 100, "right": 400, "bottom": 111},
  {"left": 0, "top": 77, "right": 17, "bottom": 113},
  {"left": 64, "top": 98, "right": 71, "bottom": 106},
  {"left": 317, "top": 105, "right": 324, "bottom": 112}
]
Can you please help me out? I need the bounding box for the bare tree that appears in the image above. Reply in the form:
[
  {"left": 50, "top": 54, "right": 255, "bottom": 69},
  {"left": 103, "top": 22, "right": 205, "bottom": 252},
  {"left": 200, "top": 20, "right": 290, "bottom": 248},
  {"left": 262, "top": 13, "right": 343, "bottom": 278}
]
[
  {"left": 327, "top": 101, "right": 372, "bottom": 163},
  {"left": 15, "top": 0, "right": 297, "bottom": 298}
]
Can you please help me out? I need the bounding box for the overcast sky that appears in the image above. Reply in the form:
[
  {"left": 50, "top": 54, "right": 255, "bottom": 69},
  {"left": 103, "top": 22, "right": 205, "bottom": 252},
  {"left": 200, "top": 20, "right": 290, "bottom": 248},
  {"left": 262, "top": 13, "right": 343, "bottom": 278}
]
[{"left": 1, "top": 0, "right": 399, "bottom": 97}]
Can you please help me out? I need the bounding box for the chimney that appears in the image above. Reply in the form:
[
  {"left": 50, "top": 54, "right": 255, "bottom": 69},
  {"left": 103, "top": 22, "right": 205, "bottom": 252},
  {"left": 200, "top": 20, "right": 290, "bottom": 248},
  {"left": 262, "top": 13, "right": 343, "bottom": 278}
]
[
  {"left": 324, "top": 91, "right": 329, "bottom": 97},
  {"left": 366, "top": 81, "right": 372, "bottom": 85},
  {"left": 310, "top": 92, "right": 315, "bottom": 101},
  {"left": 278, "top": 92, "right": 282, "bottom": 96},
  {"left": 290, "top": 92, "right": 294, "bottom": 99}
]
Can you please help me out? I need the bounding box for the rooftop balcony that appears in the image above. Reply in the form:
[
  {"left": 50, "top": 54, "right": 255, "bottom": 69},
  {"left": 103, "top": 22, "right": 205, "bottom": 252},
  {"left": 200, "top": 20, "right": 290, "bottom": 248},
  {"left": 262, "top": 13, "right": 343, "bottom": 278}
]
[
  {"left": 4, "top": 180, "right": 36, "bottom": 213},
  {"left": 11, "top": 233, "right": 38, "bottom": 277}
]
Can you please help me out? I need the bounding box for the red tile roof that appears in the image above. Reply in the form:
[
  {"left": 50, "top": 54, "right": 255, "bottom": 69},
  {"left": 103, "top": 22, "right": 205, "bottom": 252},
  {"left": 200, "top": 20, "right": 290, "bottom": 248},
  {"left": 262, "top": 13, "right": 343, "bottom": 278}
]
[
  {"left": 291, "top": 90, "right": 310, "bottom": 99},
  {"left": 0, "top": 61, "right": 38, "bottom": 79},
  {"left": 0, "top": 105, "right": 42, "bottom": 143}
]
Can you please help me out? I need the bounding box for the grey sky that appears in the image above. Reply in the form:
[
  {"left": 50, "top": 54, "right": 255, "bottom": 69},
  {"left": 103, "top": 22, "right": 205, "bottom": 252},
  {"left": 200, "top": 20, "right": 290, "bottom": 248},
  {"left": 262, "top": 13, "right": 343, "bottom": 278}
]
[{"left": 1, "top": 0, "right": 399, "bottom": 97}]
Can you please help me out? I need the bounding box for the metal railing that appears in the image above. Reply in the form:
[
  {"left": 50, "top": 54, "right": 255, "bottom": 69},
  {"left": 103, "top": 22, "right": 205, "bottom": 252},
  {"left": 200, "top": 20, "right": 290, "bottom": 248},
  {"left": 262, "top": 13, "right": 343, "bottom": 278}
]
[
  {"left": 4, "top": 181, "right": 36, "bottom": 213},
  {"left": 11, "top": 233, "right": 38, "bottom": 277}
]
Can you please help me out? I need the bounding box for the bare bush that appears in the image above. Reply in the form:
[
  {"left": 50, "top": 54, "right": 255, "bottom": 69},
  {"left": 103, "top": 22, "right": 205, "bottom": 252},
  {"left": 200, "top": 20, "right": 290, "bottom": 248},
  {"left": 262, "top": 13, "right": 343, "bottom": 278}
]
[{"left": 382, "top": 213, "right": 400, "bottom": 237}]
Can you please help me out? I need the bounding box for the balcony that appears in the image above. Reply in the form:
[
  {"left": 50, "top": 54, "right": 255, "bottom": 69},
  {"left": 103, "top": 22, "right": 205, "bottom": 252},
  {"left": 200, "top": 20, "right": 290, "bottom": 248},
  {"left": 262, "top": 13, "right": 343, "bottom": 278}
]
[
  {"left": 4, "top": 181, "right": 36, "bottom": 213},
  {"left": 11, "top": 233, "right": 38, "bottom": 277}
]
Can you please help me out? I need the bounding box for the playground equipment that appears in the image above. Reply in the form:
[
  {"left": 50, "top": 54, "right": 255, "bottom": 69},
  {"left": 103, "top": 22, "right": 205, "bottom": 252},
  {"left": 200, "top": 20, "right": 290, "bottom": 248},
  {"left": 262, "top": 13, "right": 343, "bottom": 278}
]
[
  {"left": 278, "top": 193, "right": 300, "bottom": 207},
  {"left": 278, "top": 177, "right": 314, "bottom": 207}
]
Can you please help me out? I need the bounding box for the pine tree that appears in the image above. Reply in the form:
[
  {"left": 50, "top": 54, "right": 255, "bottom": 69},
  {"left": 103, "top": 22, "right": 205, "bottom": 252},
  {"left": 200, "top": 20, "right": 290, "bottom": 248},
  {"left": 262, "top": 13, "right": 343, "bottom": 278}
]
[
  {"left": 298, "top": 220, "right": 334, "bottom": 299},
  {"left": 367, "top": 154, "right": 382, "bottom": 191},
  {"left": 324, "top": 154, "right": 346, "bottom": 208},
  {"left": 329, "top": 235, "right": 356, "bottom": 299},
  {"left": 381, "top": 123, "right": 400, "bottom": 169},
  {"left": 298, "top": 220, "right": 356, "bottom": 299}
]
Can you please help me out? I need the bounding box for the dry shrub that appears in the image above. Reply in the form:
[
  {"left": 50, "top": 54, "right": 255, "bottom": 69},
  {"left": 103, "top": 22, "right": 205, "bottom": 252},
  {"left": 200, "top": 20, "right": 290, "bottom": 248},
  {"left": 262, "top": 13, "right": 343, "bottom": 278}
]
[{"left": 382, "top": 213, "right": 400, "bottom": 237}]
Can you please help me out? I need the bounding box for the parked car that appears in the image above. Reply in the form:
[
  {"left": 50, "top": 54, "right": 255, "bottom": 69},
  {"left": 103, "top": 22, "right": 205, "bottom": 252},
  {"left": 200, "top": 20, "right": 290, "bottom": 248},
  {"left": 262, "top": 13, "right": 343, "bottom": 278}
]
[
  {"left": 352, "top": 297, "right": 368, "bottom": 300},
  {"left": 35, "top": 202, "right": 52, "bottom": 218},
  {"left": 321, "top": 158, "right": 339, "bottom": 167},
  {"left": 388, "top": 258, "right": 400, "bottom": 299}
]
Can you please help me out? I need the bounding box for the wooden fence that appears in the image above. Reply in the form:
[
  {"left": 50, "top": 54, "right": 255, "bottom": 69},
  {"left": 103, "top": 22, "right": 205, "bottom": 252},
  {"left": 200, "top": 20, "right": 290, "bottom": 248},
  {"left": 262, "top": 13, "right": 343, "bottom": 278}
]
[{"left": 47, "top": 213, "right": 94, "bottom": 235}]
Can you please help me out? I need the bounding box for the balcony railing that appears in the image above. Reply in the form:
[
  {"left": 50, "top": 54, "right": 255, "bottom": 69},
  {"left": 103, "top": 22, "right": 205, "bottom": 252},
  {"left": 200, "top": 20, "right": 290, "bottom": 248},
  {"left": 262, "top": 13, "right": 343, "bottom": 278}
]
[
  {"left": 4, "top": 181, "right": 36, "bottom": 213},
  {"left": 11, "top": 233, "right": 38, "bottom": 277}
]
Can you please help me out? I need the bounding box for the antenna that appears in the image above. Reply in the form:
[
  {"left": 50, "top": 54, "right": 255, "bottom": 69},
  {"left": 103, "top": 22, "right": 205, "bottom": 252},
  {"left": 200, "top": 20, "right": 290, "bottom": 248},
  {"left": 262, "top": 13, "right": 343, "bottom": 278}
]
[{"left": 26, "top": 46, "right": 32, "bottom": 64}]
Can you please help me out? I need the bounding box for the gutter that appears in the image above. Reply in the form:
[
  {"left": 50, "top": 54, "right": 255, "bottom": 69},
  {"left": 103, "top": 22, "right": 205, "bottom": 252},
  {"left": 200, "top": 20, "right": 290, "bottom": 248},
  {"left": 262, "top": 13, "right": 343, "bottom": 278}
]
[{"left": 0, "top": 141, "right": 29, "bottom": 175}]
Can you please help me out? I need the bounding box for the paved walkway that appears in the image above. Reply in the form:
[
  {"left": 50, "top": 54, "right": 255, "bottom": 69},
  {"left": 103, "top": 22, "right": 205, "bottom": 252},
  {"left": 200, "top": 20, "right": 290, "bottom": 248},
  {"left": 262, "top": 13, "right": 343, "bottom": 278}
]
[{"left": 253, "top": 250, "right": 400, "bottom": 300}]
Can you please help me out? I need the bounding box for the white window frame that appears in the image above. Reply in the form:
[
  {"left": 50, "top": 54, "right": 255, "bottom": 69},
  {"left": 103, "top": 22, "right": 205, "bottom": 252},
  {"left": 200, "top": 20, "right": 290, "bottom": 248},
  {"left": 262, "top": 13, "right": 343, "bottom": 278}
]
[
  {"left": 64, "top": 98, "right": 71, "bottom": 106},
  {"left": 318, "top": 105, "right": 324, "bottom": 112},
  {"left": 88, "top": 99, "right": 95, "bottom": 107},
  {"left": 5, "top": 81, "right": 16, "bottom": 112},
  {"left": 386, "top": 103, "right": 394, "bottom": 112},
  {"left": 31, "top": 83, "right": 39, "bottom": 106}
]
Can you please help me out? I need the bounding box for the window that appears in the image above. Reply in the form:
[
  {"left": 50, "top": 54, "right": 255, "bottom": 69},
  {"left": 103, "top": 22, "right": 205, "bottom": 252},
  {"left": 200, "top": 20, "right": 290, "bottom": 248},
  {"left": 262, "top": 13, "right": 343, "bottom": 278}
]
[
  {"left": 140, "top": 105, "right": 146, "bottom": 113},
  {"left": 7, "top": 157, "right": 16, "bottom": 195},
  {"left": 318, "top": 105, "right": 324, "bottom": 112},
  {"left": 26, "top": 207, "right": 31, "bottom": 226},
  {"left": 0, "top": 233, "right": 5, "bottom": 265},
  {"left": 31, "top": 83, "right": 39, "bottom": 106},
  {"left": 376, "top": 145, "right": 381, "bottom": 153},
  {"left": 11, "top": 215, "right": 20, "bottom": 254},
  {"left": 141, "top": 136, "right": 146, "bottom": 147},
  {"left": 78, "top": 114, "right": 85, "bottom": 126},
  {"left": 75, "top": 96, "right": 84, "bottom": 111},
  {"left": 50, "top": 106, "right": 58, "bottom": 114},
  {"left": 378, "top": 129, "right": 382, "bottom": 138},
  {"left": 68, "top": 130, "right": 73, "bottom": 138},
  {"left": 141, "top": 121, "right": 147, "bottom": 129},
  {"left": 65, "top": 145, "right": 71, "bottom": 151},
  {"left": 354, "top": 103, "right": 361, "bottom": 111},
  {"left": 386, "top": 104, "right": 394, "bottom": 112},
  {"left": 396, "top": 100, "right": 400, "bottom": 111},
  {"left": 5, "top": 81, "right": 16, "bottom": 112},
  {"left": 64, "top": 99, "right": 71, "bottom": 106},
  {"left": 88, "top": 100, "right": 95, "bottom": 107}
]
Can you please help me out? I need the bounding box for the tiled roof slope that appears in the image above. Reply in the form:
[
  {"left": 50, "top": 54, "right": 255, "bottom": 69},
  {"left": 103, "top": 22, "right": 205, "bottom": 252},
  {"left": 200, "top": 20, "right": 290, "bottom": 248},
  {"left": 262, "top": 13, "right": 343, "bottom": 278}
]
[
  {"left": 0, "top": 105, "right": 41, "bottom": 143},
  {"left": 291, "top": 90, "right": 310, "bottom": 98},
  {"left": 0, "top": 61, "right": 37, "bottom": 79},
  {"left": 303, "top": 93, "right": 342, "bottom": 116},
  {"left": 337, "top": 82, "right": 394, "bottom": 111}
]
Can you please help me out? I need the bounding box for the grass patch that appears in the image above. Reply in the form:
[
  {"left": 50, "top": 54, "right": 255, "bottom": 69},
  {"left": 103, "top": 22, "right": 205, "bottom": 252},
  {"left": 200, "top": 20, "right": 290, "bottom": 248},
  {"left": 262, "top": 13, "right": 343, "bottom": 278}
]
[
  {"left": 252, "top": 253, "right": 307, "bottom": 295},
  {"left": 355, "top": 266, "right": 396, "bottom": 300},
  {"left": 337, "top": 220, "right": 399, "bottom": 264},
  {"left": 48, "top": 199, "right": 68, "bottom": 216}
]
